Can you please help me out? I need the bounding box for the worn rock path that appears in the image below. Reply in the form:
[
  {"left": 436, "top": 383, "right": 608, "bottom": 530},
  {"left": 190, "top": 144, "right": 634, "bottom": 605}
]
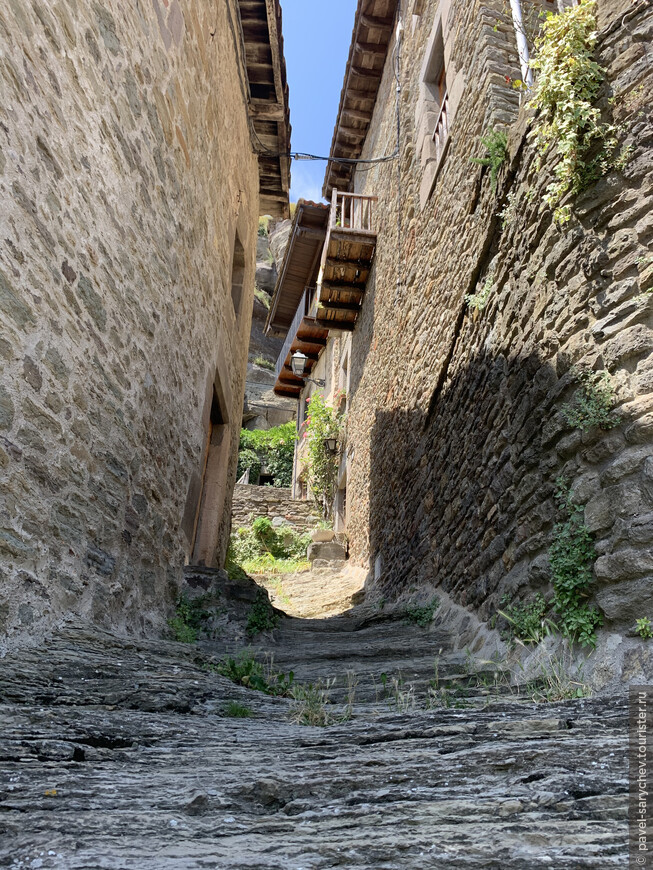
[{"left": 0, "top": 568, "right": 628, "bottom": 869}]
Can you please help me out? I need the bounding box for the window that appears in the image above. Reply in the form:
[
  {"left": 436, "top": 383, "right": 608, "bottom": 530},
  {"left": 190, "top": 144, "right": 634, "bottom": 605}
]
[
  {"left": 231, "top": 233, "right": 245, "bottom": 318},
  {"left": 416, "top": 15, "right": 454, "bottom": 208}
]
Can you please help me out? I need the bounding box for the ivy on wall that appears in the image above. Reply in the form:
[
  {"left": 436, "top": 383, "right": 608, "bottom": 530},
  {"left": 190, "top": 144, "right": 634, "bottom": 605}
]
[
  {"left": 303, "top": 392, "right": 345, "bottom": 520},
  {"left": 529, "top": 0, "right": 630, "bottom": 224}
]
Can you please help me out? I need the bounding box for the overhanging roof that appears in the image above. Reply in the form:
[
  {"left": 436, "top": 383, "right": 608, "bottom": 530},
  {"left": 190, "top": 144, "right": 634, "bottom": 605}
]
[
  {"left": 237, "top": 0, "right": 292, "bottom": 218},
  {"left": 265, "top": 200, "right": 330, "bottom": 334},
  {"left": 322, "top": 0, "right": 399, "bottom": 201}
]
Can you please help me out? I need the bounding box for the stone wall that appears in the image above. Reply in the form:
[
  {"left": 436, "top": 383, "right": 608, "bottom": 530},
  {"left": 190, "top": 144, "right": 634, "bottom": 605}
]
[
  {"left": 345, "top": 0, "right": 653, "bottom": 651},
  {"left": 0, "top": 0, "right": 260, "bottom": 647},
  {"left": 231, "top": 484, "right": 319, "bottom": 532}
]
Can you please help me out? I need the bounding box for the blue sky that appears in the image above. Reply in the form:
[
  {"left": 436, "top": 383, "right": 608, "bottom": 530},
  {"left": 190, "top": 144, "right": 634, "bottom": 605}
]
[{"left": 281, "top": 0, "right": 358, "bottom": 204}]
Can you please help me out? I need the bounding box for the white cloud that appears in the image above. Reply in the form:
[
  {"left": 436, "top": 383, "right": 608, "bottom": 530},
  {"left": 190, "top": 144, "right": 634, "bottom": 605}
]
[{"left": 289, "top": 160, "right": 327, "bottom": 205}]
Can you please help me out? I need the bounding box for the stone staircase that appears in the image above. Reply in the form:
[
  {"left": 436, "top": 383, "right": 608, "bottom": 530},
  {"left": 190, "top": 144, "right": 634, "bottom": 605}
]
[{"left": 0, "top": 574, "right": 629, "bottom": 869}]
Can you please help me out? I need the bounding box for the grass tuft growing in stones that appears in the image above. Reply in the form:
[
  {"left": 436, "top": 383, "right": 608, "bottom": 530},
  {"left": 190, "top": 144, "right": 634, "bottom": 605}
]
[
  {"left": 470, "top": 128, "right": 508, "bottom": 192},
  {"left": 223, "top": 701, "right": 253, "bottom": 718}
]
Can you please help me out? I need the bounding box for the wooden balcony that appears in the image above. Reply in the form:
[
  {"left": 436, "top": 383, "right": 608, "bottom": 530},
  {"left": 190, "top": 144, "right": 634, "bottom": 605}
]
[
  {"left": 315, "top": 190, "right": 377, "bottom": 330},
  {"left": 272, "top": 286, "right": 329, "bottom": 398}
]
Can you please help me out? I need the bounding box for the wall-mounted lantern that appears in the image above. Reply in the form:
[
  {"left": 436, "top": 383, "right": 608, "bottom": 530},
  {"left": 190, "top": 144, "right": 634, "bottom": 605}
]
[
  {"left": 291, "top": 351, "right": 325, "bottom": 387},
  {"left": 324, "top": 437, "right": 339, "bottom": 455}
]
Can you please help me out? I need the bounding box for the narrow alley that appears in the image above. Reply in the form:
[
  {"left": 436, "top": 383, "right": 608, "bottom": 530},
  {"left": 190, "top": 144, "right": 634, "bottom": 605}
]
[{"left": 1, "top": 567, "right": 627, "bottom": 868}]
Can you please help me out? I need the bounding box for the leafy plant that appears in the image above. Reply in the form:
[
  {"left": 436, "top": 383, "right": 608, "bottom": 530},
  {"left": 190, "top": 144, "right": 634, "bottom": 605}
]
[
  {"left": 561, "top": 368, "right": 621, "bottom": 431},
  {"left": 549, "top": 478, "right": 603, "bottom": 647},
  {"left": 529, "top": 0, "right": 630, "bottom": 224},
  {"left": 246, "top": 588, "right": 280, "bottom": 637},
  {"left": 404, "top": 597, "right": 440, "bottom": 627},
  {"left": 237, "top": 448, "right": 262, "bottom": 483},
  {"left": 216, "top": 650, "right": 294, "bottom": 696},
  {"left": 498, "top": 593, "right": 550, "bottom": 646},
  {"left": 302, "top": 392, "right": 345, "bottom": 519},
  {"left": 470, "top": 128, "right": 508, "bottom": 192},
  {"left": 229, "top": 518, "right": 311, "bottom": 577},
  {"left": 637, "top": 617, "right": 653, "bottom": 640},
  {"left": 223, "top": 701, "right": 253, "bottom": 718},
  {"left": 465, "top": 273, "right": 494, "bottom": 312},
  {"left": 258, "top": 215, "right": 271, "bottom": 237},
  {"left": 168, "top": 594, "right": 211, "bottom": 643},
  {"left": 237, "top": 422, "right": 296, "bottom": 488}
]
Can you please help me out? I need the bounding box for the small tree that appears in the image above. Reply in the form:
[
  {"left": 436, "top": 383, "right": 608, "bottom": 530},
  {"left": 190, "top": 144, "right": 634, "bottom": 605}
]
[{"left": 303, "top": 393, "right": 344, "bottom": 520}]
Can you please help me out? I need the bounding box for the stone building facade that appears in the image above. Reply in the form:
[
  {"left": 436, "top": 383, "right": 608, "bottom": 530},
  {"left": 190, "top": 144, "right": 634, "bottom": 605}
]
[
  {"left": 0, "top": 0, "right": 290, "bottom": 647},
  {"left": 271, "top": 0, "right": 653, "bottom": 674},
  {"left": 342, "top": 0, "right": 652, "bottom": 650}
]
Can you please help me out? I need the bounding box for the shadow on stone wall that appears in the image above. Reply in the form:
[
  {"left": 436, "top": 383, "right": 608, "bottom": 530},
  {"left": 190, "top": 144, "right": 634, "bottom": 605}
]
[{"left": 367, "top": 343, "right": 653, "bottom": 633}]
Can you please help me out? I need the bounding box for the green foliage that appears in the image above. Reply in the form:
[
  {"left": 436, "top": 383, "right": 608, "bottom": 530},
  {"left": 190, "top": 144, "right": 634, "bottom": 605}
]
[
  {"left": 237, "top": 422, "right": 296, "bottom": 487},
  {"left": 246, "top": 588, "right": 280, "bottom": 637},
  {"left": 216, "top": 650, "right": 294, "bottom": 696},
  {"left": 549, "top": 479, "right": 603, "bottom": 647},
  {"left": 253, "top": 286, "right": 271, "bottom": 309},
  {"left": 529, "top": 0, "right": 630, "bottom": 224},
  {"left": 303, "top": 392, "right": 344, "bottom": 519},
  {"left": 465, "top": 273, "right": 494, "bottom": 312},
  {"left": 252, "top": 354, "right": 274, "bottom": 370},
  {"left": 229, "top": 517, "right": 311, "bottom": 577},
  {"left": 470, "top": 128, "right": 508, "bottom": 192},
  {"left": 404, "top": 597, "right": 440, "bottom": 627},
  {"left": 289, "top": 681, "right": 334, "bottom": 726},
  {"left": 236, "top": 448, "right": 261, "bottom": 483},
  {"left": 168, "top": 594, "right": 211, "bottom": 643},
  {"left": 223, "top": 701, "right": 253, "bottom": 718},
  {"left": 498, "top": 593, "right": 550, "bottom": 646},
  {"left": 258, "top": 215, "right": 271, "bottom": 237},
  {"left": 637, "top": 617, "right": 653, "bottom": 640},
  {"left": 561, "top": 368, "right": 621, "bottom": 431}
]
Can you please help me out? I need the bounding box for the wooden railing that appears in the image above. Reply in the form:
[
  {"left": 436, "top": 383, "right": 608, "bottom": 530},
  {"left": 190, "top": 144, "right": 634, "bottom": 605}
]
[
  {"left": 274, "top": 286, "right": 318, "bottom": 379},
  {"left": 330, "top": 189, "right": 378, "bottom": 234},
  {"left": 432, "top": 91, "right": 449, "bottom": 163}
]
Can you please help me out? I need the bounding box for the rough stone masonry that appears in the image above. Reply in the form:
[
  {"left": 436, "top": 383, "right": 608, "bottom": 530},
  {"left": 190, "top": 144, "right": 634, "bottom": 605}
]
[
  {"left": 0, "top": 0, "right": 262, "bottom": 648},
  {"left": 344, "top": 0, "right": 653, "bottom": 682}
]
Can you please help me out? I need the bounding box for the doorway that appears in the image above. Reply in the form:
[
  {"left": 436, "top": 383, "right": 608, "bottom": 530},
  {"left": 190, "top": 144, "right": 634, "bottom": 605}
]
[{"left": 191, "top": 386, "right": 231, "bottom": 567}]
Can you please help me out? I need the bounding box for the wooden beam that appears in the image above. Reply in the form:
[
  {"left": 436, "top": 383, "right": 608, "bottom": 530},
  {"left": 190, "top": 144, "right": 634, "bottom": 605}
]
[
  {"left": 350, "top": 65, "right": 383, "bottom": 80},
  {"left": 359, "top": 13, "right": 395, "bottom": 30},
  {"left": 337, "top": 125, "right": 367, "bottom": 140},
  {"left": 318, "top": 300, "right": 362, "bottom": 312},
  {"left": 354, "top": 40, "right": 390, "bottom": 54},
  {"left": 315, "top": 318, "right": 356, "bottom": 331},
  {"left": 249, "top": 101, "right": 285, "bottom": 120},
  {"left": 297, "top": 227, "right": 327, "bottom": 240},
  {"left": 342, "top": 107, "right": 373, "bottom": 123}
]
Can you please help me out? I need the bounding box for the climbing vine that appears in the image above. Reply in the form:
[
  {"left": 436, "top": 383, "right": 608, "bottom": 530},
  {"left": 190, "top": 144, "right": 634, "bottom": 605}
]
[
  {"left": 303, "top": 392, "right": 344, "bottom": 520},
  {"left": 529, "top": 0, "right": 629, "bottom": 224}
]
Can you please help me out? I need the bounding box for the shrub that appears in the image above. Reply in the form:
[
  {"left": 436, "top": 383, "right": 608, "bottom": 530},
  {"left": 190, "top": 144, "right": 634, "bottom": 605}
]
[
  {"left": 237, "top": 422, "right": 296, "bottom": 488},
  {"left": 228, "top": 518, "right": 311, "bottom": 577}
]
